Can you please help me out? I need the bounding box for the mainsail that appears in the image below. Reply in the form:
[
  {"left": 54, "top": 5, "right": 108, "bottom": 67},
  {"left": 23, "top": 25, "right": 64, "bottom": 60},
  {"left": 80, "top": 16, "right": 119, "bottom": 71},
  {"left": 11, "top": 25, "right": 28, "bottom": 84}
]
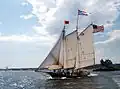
[{"left": 77, "top": 24, "right": 95, "bottom": 68}]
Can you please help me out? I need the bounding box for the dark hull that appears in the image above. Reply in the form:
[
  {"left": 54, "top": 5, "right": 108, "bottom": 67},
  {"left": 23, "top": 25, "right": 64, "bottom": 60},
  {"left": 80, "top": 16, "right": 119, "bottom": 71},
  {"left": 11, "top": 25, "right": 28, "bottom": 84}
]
[{"left": 45, "top": 71, "right": 90, "bottom": 78}]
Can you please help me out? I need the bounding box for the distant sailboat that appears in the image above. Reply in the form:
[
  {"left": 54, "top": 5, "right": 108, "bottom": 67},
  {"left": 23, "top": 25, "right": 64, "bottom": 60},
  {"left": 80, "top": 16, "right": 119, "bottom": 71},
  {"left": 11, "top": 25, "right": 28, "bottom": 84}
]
[{"left": 5, "top": 66, "right": 9, "bottom": 71}]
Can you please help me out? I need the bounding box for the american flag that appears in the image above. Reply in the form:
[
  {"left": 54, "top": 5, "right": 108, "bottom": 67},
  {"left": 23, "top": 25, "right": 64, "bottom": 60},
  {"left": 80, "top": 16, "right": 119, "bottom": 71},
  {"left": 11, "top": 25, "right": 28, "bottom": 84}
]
[
  {"left": 78, "top": 10, "right": 88, "bottom": 16},
  {"left": 93, "top": 24, "right": 104, "bottom": 33}
]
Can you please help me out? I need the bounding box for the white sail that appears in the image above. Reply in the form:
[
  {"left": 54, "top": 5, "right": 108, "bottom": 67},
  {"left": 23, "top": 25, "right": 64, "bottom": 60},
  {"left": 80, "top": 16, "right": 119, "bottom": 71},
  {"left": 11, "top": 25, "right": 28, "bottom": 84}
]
[
  {"left": 59, "top": 36, "right": 64, "bottom": 68},
  {"left": 77, "top": 25, "right": 95, "bottom": 68},
  {"left": 64, "top": 30, "right": 78, "bottom": 68},
  {"left": 38, "top": 31, "right": 64, "bottom": 69}
]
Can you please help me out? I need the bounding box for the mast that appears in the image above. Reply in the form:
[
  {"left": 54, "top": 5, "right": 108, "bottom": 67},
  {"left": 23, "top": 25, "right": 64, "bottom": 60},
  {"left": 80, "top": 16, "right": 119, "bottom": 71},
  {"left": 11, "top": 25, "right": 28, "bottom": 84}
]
[
  {"left": 75, "top": 9, "right": 79, "bottom": 69},
  {"left": 62, "top": 25, "right": 65, "bottom": 68},
  {"left": 76, "top": 34, "right": 81, "bottom": 69},
  {"left": 76, "top": 9, "right": 79, "bottom": 30},
  {"left": 59, "top": 21, "right": 69, "bottom": 69}
]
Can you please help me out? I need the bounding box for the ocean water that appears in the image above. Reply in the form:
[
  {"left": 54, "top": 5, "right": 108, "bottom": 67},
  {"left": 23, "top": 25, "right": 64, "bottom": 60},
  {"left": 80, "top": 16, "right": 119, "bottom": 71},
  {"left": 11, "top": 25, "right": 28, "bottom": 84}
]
[{"left": 0, "top": 71, "right": 120, "bottom": 89}]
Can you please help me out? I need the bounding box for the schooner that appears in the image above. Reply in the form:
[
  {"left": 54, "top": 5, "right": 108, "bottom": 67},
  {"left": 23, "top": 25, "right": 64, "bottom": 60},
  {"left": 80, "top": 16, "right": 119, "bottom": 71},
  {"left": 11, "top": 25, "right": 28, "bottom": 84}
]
[{"left": 35, "top": 10, "right": 104, "bottom": 78}]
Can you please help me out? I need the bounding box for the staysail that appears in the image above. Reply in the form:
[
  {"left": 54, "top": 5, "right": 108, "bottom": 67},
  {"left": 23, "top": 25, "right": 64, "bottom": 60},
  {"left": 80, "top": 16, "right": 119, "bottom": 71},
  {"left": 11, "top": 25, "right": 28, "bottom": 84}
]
[
  {"left": 38, "top": 30, "right": 64, "bottom": 70},
  {"left": 77, "top": 24, "right": 95, "bottom": 68}
]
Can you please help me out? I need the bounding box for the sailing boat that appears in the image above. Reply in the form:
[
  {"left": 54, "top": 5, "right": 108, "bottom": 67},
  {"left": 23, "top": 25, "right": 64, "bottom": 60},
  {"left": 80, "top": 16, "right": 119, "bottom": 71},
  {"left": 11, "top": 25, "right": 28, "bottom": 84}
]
[{"left": 35, "top": 22, "right": 100, "bottom": 78}]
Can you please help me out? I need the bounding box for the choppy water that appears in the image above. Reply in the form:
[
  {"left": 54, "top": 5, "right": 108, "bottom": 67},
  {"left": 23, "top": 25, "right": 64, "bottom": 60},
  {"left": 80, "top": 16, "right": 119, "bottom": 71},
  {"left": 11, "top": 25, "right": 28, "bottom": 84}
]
[{"left": 0, "top": 71, "right": 120, "bottom": 89}]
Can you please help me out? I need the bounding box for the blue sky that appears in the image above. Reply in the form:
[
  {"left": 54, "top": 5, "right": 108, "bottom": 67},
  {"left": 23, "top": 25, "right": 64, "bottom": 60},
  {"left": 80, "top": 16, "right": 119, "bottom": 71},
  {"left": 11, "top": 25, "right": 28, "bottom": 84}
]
[
  {"left": 0, "top": 0, "right": 120, "bottom": 68},
  {"left": 0, "top": 0, "right": 37, "bottom": 35}
]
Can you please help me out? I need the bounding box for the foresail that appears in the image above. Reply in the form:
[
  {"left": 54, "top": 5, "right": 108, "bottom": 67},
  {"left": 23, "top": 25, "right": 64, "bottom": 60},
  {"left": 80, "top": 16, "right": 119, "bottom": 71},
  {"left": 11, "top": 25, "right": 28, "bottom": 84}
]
[
  {"left": 77, "top": 25, "right": 95, "bottom": 68},
  {"left": 64, "top": 30, "right": 78, "bottom": 68},
  {"left": 38, "top": 32, "right": 63, "bottom": 69}
]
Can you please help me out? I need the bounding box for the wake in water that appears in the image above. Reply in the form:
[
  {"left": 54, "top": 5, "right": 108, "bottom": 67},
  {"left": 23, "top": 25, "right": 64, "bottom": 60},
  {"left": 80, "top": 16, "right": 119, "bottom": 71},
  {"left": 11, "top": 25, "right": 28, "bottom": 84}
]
[{"left": 88, "top": 73, "right": 98, "bottom": 77}]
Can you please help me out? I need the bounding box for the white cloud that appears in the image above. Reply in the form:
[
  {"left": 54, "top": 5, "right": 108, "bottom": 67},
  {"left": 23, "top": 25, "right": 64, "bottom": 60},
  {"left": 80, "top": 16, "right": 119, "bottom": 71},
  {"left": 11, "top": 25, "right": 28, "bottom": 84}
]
[
  {"left": 95, "top": 30, "right": 120, "bottom": 44},
  {"left": 0, "top": 34, "right": 57, "bottom": 46},
  {"left": 33, "top": 26, "right": 49, "bottom": 35},
  {"left": 20, "top": 14, "right": 34, "bottom": 20},
  {"left": 26, "top": 0, "right": 120, "bottom": 35},
  {"left": 24, "top": 0, "right": 120, "bottom": 44}
]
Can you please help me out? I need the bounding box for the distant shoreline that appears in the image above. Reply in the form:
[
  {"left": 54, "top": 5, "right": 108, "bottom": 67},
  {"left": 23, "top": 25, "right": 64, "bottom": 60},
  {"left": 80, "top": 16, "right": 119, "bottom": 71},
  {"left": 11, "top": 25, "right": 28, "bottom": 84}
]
[
  {"left": 0, "top": 64, "right": 120, "bottom": 71},
  {"left": 85, "top": 64, "right": 120, "bottom": 71},
  {"left": 0, "top": 68, "right": 37, "bottom": 71}
]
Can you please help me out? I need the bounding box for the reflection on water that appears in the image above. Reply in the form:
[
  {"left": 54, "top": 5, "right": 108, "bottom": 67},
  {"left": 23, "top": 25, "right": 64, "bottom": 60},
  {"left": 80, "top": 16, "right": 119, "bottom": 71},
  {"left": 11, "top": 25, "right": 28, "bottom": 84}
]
[{"left": 0, "top": 71, "right": 119, "bottom": 89}]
